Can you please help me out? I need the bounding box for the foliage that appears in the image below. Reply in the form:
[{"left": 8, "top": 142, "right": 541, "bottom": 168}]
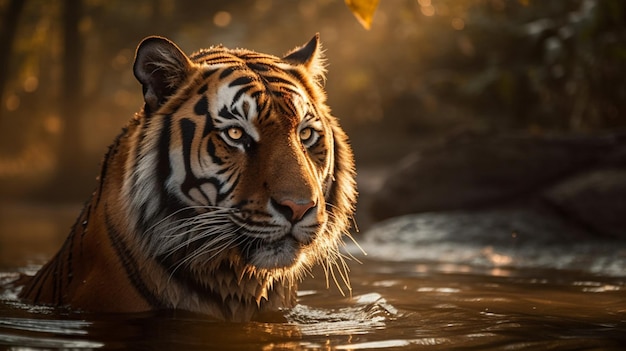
[
  {"left": 450, "top": 0, "right": 626, "bottom": 130},
  {"left": 331, "top": 0, "right": 626, "bottom": 137},
  {"left": 345, "top": 0, "right": 380, "bottom": 30}
]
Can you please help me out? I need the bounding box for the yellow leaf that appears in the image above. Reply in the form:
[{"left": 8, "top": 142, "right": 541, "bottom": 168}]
[{"left": 345, "top": 0, "right": 380, "bottom": 30}]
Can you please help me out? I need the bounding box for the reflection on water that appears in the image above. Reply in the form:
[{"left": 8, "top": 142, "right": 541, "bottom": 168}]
[{"left": 0, "top": 203, "right": 625, "bottom": 350}]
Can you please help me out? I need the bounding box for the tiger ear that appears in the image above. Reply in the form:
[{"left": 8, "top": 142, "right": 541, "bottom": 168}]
[
  {"left": 283, "top": 33, "right": 326, "bottom": 82},
  {"left": 133, "top": 36, "right": 192, "bottom": 113}
]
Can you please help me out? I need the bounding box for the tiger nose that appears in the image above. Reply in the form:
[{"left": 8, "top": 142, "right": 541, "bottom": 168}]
[{"left": 272, "top": 198, "right": 317, "bottom": 223}]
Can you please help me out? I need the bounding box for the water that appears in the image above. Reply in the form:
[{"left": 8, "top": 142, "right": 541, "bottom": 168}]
[{"left": 1, "top": 204, "right": 625, "bottom": 350}]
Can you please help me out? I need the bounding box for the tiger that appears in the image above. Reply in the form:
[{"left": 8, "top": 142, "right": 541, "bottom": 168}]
[{"left": 18, "top": 34, "right": 357, "bottom": 321}]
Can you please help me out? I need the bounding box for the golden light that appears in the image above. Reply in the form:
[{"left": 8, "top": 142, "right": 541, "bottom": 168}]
[
  {"left": 213, "top": 11, "right": 232, "bottom": 27},
  {"left": 451, "top": 18, "right": 465, "bottom": 30},
  {"left": 43, "top": 115, "right": 62, "bottom": 134},
  {"left": 481, "top": 246, "right": 513, "bottom": 266},
  {"left": 23, "top": 76, "right": 39, "bottom": 93},
  {"left": 5, "top": 94, "right": 20, "bottom": 111}
]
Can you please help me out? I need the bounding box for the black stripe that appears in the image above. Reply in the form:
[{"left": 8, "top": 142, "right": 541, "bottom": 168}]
[
  {"left": 286, "top": 68, "right": 317, "bottom": 101},
  {"left": 79, "top": 204, "right": 91, "bottom": 255},
  {"left": 104, "top": 207, "right": 165, "bottom": 308},
  {"left": 246, "top": 62, "right": 271, "bottom": 72},
  {"left": 202, "top": 112, "right": 215, "bottom": 138},
  {"left": 219, "top": 67, "right": 236, "bottom": 79},
  {"left": 52, "top": 230, "right": 74, "bottom": 304},
  {"left": 95, "top": 130, "right": 124, "bottom": 205},
  {"left": 207, "top": 59, "right": 243, "bottom": 67},
  {"left": 178, "top": 118, "right": 229, "bottom": 205},
  {"left": 133, "top": 120, "right": 150, "bottom": 213},
  {"left": 232, "top": 85, "right": 255, "bottom": 107},
  {"left": 265, "top": 75, "right": 294, "bottom": 86},
  {"left": 229, "top": 76, "right": 254, "bottom": 87},
  {"left": 23, "top": 257, "right": 52, "bottom": 303},
  {"left": 215, "top": 177, "right": 235, "bottom": 204},
  {"left": 51, "top": 252, "right": 60, "bottom": 303},
  {"left": 218, "top": 106, "right": 238, "bottom": 120},
  {"left": 194, "top": 52, "right": 236, "bottom": 63},
  {"left": 202, "top": 68, "right": 219, "bottom": 79},
  {"left": 196, "top": 84, "right": 208, "bottom": 95},
  {"left": 240, "top": 53, "right": 274, "bottom": 60},
  {"left": 206, "top": 138, "right": 224, "bottom": 165},
  {"left": 65, "top": 229, "right": 75, "bottom": 285},
  {"left": 194, "top": 95, "right": 208, "bottom": 116},
  {"left": 190, "top": 49, "right": 213, "bottom": 61},
  {"left": 179, "top": 118, "right": 198, "bottom": 199},
  {"left": 155, "top": 115, "right": 173, "bottom": 216}
]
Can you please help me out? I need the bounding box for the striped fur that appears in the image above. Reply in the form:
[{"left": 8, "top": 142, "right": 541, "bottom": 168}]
[{"left": 18, "top": 35, "right": 357, "bottom": 321}]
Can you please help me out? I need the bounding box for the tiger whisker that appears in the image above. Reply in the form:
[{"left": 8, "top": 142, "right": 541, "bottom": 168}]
[
  {"left": 168, "top": 234, "right": 237, "bottom": 276},
  {"left": 147, "top": 205, "right": 237, "bottom": 234},
  {"left": 322, "top": 249, "right": 352, "bottom": 298},
  {"left": 159, "top": 224, "right": 234, "bottom": 259},
  {"left": 166, "top": 230, "right": 243, "bottom": 282},
  {"left": 163, "top": 214, "right": 250, "bottom": 277},
  {"left": 149, "top": 209, "right": 235, "bottom": 246}
]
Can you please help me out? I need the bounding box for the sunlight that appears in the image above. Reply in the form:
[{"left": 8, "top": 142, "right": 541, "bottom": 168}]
[
  {"left": 5, "top": 94, "right": 19, "bottom": 111},
  {"left": 23, "top": 76, "right": 38, "bottom": 93},
  {"left": 213, "top": 11, "right": 232, "bottom": 28},
  {"left": 451, "top": 17, "right": 465, "bottom": 30},
  {"left": 0, "top": 143, "right": 55, "bottom": 177},
  {"left": 43, "top": 115, "right": 61, "bottom": 135},
  {"left": 481, "top": 246, "right": 513, "bottom": 266}
]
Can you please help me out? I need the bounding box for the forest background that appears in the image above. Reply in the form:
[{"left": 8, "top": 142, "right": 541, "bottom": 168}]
[{"left": 1, "top": 0, "right": 624, "bottom": 215}]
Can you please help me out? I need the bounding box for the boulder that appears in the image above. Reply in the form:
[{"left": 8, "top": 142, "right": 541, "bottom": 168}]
[
  {"left": 544, "top": 169, "right": 626, "bottom": 239},
  {"left": 370, "top": 132, "right": 626, "bottom": 238}
]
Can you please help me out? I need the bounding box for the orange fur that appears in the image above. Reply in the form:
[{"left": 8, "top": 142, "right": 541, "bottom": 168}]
[{"left": 19, "top": 35, "right": 357, "bottom": 321}]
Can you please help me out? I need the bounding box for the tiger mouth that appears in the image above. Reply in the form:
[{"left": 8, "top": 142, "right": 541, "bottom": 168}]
[
  {"left": 241, "top": 235, "right": 304, "bottom": 270},
  {"left": 231, "top": 211, "right": 321, "bottom": 244}
]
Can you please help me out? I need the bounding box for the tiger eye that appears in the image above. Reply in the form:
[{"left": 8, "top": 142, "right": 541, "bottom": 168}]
[
  {"left": 299, "top": 127, "right": 312, "bottom": 142},
  {"left": 227, "top": 127, "right": 244, "bottom": 140}
]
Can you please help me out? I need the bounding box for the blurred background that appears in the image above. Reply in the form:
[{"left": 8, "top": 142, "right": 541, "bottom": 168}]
[{"left": 1, "top": 0, "right": 625, "bottom": 232}]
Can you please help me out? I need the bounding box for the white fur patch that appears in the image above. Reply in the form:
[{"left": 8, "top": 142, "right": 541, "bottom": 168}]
[{"left": 213, "top": 84, "right": 260, "bottom": 142}]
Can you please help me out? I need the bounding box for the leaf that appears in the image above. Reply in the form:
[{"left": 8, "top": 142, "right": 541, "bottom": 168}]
[{"left": 345, "top": 0, "right": 380, "bottom": 30}]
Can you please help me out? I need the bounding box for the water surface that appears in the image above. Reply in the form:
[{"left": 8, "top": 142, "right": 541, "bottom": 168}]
[{"left": 1, "top": 204, "right": 624, "bottom": 350}]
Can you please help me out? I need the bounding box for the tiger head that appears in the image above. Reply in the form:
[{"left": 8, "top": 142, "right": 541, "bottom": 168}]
[{"left": 126, "top": 35, "right": 357, "bottom": 290}]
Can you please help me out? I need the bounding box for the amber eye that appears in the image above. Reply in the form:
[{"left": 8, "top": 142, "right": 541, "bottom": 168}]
[
  {"left": 299, "top": 127, "right": 319, "bottom": 148},
  {"left": 227, "top": 127, "right": 244, "bottom": 141},
  {"left": 222, "top": 126, "right": 252, "bottom": 149},
  {"left": 299, "top": 127, "right": 313, "bottom": 142}
]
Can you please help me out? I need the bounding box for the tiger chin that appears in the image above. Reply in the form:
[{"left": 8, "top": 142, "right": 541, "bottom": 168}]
[{"left": 18, "top": 34, "right": 357, "bottom": 321}]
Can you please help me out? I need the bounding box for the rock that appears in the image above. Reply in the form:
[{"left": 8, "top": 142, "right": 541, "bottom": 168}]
[
  {"left": 369, "top": 132, "right": 626, "bottom": 238},
  {"left": 544, "top": 169, "right": 626, "bottom": 239}
]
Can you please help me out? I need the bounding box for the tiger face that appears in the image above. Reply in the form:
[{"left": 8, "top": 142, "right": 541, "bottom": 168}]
[
  {"left": 164, "top": 58, "right": 333, "bottom": 271},
  {"left": 129, "top": 35, "right": 356, "bottom": 284}
]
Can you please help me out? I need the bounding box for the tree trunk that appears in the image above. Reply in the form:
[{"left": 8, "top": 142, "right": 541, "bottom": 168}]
[{"left": 44, "top": 0, "right": 92, "bottom": 201}]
